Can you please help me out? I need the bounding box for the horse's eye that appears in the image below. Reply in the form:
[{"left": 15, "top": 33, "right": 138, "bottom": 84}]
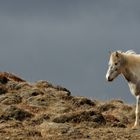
[{"left": 115, "top": 63, "right": 118, "bottom": 65}]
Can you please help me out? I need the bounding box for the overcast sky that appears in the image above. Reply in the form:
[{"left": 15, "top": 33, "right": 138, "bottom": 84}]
[{"left": 0, "top": 0, "right": 140, "bottom": 103}]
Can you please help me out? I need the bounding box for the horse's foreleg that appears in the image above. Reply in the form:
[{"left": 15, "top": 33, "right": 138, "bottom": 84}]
[{"left": 133, "top": 95, "right": 140, "bottom": 129}]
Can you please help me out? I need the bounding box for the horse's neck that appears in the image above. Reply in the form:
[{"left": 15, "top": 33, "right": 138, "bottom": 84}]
[
  {"left": 122, "top": 55, "right": 140, "bottom": 84},
  {"left": 122, "top": 68, "right": 137, "bottom": 84}
]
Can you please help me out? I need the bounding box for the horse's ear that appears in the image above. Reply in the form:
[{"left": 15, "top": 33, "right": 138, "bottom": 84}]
[{"left": 116, "top": 51, "right": 120, "bottom": 57}]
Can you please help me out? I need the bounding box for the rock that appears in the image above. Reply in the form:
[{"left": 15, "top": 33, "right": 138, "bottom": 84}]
[
  {"left": 40, "top": 122, "right": 84, "bottom": 139},
  {"left": 112, "top": 112, "right": 130, "bottom": 125},
  {"left": 27, "top": 96, "right": 48, "bottom": 106},
  {"left": 34, "top": 80, "right": 53, "bottom": 88},
  {"left": 6, "top": 81, "right": 19, "bottom": 90},
  {"left": 35, "top": 80, "right": 71, "bottom": 95},
  {"left": 55, "top": 85, "right": 71, "bottom": 95},
  {"left": 104, "top": 114, "right": 127, "bottom": 128},
  {"left": 53, "top": 114, "right": 71, "bottom": 123},
  {"left": 104, "top": 114, "right": 119, "bottom": 123},
  {"left": 6, "top": 80, "right": 29, "bottom": 91},
  {"left": 71, "top": 97, "right": 96, "bottom": 107},
  {"left": 20, "top": 89, "right": 44, "bottom": 99},
  {"left": 31, "top": 114, "right": 50, "bottom": 125},
  {"left": 55, "top": 91, "right": 71, "bottom": 99},
  {"left": 121, "top": 105, "right": 133, "bottom": 113},
  {"left": 13, "top": 82, "right": 30, "bottom": 90},
  {"left": 53, "top": 110, "right": 105, "bottom": 124},
  {"left": 1, "top": 94, "right": 22, "bottom": 105},
  {"left": 0, "top": 106, "right": 32, "bottom": 121},
  {"left": 0, "top": 85, "right": 7, "bottom": 95},
  {"left": 111, "top": 122, "right": 126, "bottom": 128},
  {"left": 109, "top": 99, "right": 124, "bottom": 104},
  {"left": 0, "top": 76, "right": 8, "bottom": 84},
  {"left": 24, "top": 130, "right": 42, "bottom": 137},
  {"left": 98, "top": 103, "right": 116, "bottom": 112}
]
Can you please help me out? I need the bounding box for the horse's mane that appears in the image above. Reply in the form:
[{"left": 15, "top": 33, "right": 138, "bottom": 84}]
[
  {"left": 116, "top": 50, "right": 137, "bottom": 55},
  {"left": 125, "top": 50, "right": 136, "bottom": 54}
]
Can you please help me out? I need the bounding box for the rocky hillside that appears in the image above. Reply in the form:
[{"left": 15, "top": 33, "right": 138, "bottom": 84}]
[{"left": 0, "top": 72, "right": 139, "bottom": 140}]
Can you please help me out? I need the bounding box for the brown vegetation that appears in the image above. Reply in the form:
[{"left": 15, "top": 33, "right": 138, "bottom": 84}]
[{"left": 0, "top": 72, "right": 139, "bottom": 140}]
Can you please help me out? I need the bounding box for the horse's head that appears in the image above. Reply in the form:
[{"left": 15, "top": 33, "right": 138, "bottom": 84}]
[{"left": 106, "top": 51, "right": 123, "bottom": 82}]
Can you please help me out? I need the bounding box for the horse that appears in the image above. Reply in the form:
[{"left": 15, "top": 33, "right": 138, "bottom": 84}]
[{"left": 106, "top": 50, "right": 140, "bottom": 129}]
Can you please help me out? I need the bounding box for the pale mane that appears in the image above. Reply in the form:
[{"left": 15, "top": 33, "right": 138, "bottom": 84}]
[
  {"left": 125, "top": 50, "right": 136, "bottom": 54},
  {"left": 117, "top": 50, "right": 137, "bottom": 55}
]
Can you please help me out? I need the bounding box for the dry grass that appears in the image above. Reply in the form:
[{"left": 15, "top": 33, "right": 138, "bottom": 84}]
[{"left": 0, "top": 72, "right": 139, "bottom": 140}]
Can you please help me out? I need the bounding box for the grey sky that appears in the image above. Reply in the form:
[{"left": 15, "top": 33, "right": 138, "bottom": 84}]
[{"left": 0, "top": 0, "right": 140, "bottom": 103}]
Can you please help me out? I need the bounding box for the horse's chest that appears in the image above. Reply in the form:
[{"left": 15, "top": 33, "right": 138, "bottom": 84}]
[
  {"left": 128, "top": 82, "right": 140, "bottom": 96},
  {"left": 128, "top": 82, "right": 136, "bottom": 95}
]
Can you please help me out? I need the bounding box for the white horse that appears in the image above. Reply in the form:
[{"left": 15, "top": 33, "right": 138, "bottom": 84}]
[{"left": 106, "top": 50, "right": 140, "bottom": 129}]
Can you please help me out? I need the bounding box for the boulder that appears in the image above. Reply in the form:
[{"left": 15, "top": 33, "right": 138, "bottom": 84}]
[{"left": 0, "top": 106, "right": 32, "bottom": 121}]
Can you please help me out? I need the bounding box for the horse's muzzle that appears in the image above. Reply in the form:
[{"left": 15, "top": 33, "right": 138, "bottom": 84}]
[{"left": 108, "top": 78, "right": 113, "bottom": 82}]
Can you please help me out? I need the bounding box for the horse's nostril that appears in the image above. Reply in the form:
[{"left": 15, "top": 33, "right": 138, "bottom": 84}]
[{"left": 108, "top": 77, "right": 113, "bottom": 81}]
